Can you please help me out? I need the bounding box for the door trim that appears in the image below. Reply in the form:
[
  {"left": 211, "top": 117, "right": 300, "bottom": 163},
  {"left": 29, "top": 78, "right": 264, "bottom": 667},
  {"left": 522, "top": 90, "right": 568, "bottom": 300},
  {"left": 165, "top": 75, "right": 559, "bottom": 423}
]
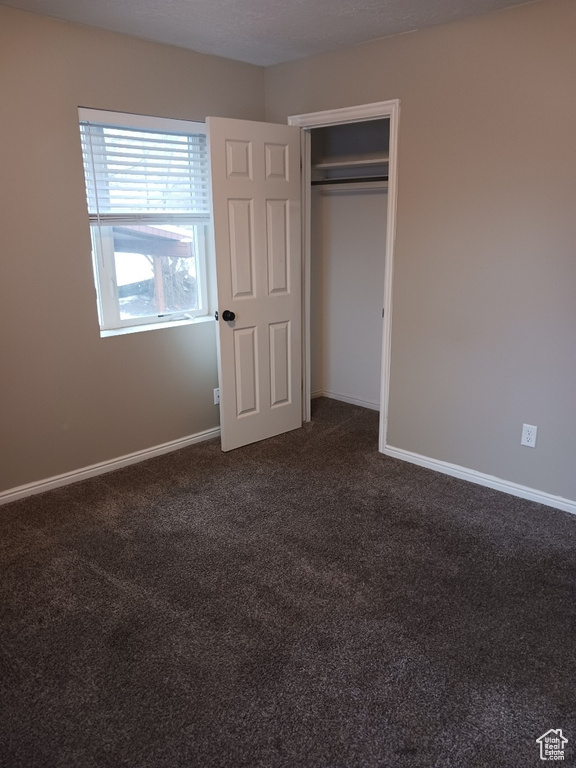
[{"left": 288, "top": 100, "right": 400, "bottom": 452}]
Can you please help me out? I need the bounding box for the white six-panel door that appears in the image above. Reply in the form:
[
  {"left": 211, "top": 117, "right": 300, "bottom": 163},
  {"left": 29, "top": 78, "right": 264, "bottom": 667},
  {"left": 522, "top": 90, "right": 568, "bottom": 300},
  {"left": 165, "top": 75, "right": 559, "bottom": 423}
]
[{"left": 207, "top": 117, "right": 302, "bottom": 451}]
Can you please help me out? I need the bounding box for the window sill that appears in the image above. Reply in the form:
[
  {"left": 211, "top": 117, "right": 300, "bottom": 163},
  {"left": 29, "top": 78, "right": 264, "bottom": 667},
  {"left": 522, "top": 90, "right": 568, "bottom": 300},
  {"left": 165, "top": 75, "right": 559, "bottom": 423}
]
[{"left": 100, "top": 314, "right": 214, "bottom": 338}]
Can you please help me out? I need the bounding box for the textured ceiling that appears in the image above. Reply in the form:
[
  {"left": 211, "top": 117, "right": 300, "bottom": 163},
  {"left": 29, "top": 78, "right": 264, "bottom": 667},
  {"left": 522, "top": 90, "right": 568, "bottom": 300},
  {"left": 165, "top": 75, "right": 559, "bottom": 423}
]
[{"left": 1, "top": 0, "right": 537, "bottom": 66}]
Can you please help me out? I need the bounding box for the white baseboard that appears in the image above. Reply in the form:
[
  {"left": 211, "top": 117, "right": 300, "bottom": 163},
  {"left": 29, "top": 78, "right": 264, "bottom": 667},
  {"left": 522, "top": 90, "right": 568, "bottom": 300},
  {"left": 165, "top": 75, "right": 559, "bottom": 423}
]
[
  {"left": 7, "top": 427, "right": 572, "bottom": 517},
  {"left": 0, "top": 427, "right": 221, "bottom": 506},
  {"left": 312, "top": 390, "right": 380, "bottom": 411},
  {"left": 384, "top": 445, "right": 576, "bottom": 516}
]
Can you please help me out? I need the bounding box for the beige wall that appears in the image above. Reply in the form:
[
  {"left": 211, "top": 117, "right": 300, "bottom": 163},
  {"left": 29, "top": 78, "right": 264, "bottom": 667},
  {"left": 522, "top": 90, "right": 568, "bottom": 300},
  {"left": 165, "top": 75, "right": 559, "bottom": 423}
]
[
  {"left": 0, "top": 7, "right": 264, "bottom": 492},
  {"left": 266, "top": 0, "right": 576, "bottom": 501}
]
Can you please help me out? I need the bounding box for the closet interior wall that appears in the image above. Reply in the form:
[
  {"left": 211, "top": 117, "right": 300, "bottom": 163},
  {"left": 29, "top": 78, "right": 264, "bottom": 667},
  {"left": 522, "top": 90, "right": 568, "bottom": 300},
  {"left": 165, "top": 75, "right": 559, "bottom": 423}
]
[{"left": 309, "top": 119, "right": 389, "bottom": 411}]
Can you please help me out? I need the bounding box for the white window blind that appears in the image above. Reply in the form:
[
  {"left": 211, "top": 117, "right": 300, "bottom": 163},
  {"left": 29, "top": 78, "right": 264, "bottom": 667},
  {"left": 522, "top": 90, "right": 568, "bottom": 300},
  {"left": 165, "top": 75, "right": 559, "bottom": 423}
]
[{"left": 79, "top": 118, "right": 210, "bottom": 224}]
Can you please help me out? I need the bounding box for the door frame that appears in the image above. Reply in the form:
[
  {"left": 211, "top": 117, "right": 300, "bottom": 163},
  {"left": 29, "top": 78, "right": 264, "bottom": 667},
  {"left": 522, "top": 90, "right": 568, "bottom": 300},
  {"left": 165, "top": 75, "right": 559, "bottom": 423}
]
[{"left": 288, "top": 100, "right": 400, "bottom": 453}]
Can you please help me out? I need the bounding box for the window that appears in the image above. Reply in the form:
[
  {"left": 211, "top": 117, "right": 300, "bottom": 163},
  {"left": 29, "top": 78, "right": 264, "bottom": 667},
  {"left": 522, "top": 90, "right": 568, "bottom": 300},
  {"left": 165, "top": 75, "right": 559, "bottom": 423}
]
[{"left": 79, "top": 109, "right": 210, "bottom": 332}]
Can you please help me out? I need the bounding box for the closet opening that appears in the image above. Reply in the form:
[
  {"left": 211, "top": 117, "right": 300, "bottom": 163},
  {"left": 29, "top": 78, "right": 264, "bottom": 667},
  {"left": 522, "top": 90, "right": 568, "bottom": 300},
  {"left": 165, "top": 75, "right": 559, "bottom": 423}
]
[
  {"left": 309, "top": 118, "right": 389, "bottom": 422},
  {"left": 289, "top": 100, "right": 399, "bottom": 453}
]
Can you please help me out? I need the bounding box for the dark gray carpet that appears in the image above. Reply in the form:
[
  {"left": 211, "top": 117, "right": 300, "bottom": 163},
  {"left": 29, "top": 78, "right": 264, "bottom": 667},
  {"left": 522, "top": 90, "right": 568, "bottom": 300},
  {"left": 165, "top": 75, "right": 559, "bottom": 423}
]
[{"left": 1, "top": 398, "right": 574, "bottom": 767}]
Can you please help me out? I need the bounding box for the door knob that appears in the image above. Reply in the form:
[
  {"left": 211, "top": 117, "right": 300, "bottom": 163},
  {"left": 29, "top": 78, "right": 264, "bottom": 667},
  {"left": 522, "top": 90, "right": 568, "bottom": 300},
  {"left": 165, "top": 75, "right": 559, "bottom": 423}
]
[{"left": 222, "top": 310, "right": 235, "bottom": 322}]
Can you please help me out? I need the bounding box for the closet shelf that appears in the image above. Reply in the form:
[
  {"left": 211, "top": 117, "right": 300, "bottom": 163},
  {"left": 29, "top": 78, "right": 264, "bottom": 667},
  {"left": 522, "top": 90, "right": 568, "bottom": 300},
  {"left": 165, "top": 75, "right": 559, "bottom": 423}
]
[
  {"left": 311, "top": 175, "right": 388, "bottom": 187},
  {"left": 311, "top": 156, "right": 389, "bottom": 171}
]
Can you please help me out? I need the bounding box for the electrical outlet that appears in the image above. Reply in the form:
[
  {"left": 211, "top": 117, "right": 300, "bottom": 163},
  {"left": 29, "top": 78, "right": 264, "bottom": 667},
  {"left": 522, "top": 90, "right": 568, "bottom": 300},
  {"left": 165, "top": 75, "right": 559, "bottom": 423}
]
[
  {"left": 521, "top": 423, "right": 537, "bottom": 448},
  {"left": 214, "top": 388, "right": 220, "bottom": 405}
]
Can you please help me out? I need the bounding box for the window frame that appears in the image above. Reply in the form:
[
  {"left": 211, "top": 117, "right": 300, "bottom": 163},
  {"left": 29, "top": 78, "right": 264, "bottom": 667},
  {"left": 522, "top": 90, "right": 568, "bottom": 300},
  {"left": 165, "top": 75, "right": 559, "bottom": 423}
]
[{"left": 79, "top": 108, "right": 210, "bottom": 333}]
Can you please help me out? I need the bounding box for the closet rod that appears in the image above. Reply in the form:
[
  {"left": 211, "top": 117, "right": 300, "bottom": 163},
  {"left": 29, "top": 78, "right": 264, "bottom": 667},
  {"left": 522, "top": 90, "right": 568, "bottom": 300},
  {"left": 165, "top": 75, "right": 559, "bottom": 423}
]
[{"left": 311, "top": 175, "right": 388, "bottom": 187}]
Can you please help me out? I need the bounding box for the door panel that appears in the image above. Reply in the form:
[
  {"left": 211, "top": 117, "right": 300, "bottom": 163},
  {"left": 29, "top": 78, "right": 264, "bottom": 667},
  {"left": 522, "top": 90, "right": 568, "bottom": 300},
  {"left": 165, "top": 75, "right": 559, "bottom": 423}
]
[
  {"left": 266, "top": 200, "right": 290, "bottom": 294},
  {"left": 269, "top": 321, "right": 291, "bottom": 407},
  {"left": 228, "top": 199, "right": 255, "bottom": 297},
  {"left": 208, "top": 117, "right": 302, "bottom": 451},
  {"left": 233, "top": 326, "right": 258, "bottom": 416}
]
